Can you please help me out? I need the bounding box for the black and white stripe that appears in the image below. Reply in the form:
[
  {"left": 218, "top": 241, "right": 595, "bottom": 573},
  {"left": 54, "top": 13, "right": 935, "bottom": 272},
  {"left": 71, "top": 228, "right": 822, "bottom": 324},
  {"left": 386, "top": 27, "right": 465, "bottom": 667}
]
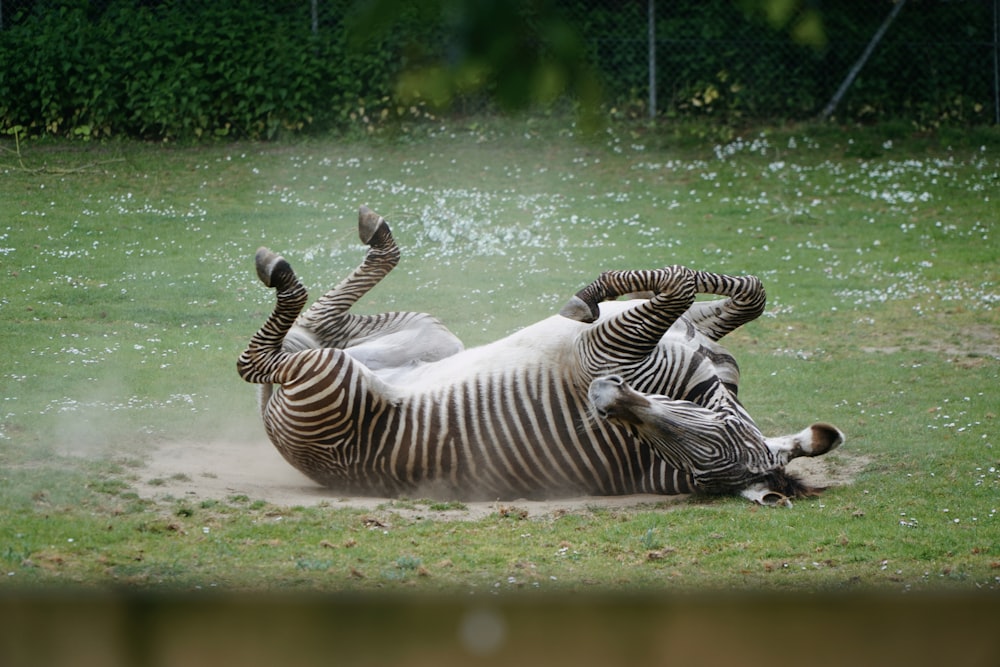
[{"left": 238, "top": 207, "right": 837, "bottom": 501}]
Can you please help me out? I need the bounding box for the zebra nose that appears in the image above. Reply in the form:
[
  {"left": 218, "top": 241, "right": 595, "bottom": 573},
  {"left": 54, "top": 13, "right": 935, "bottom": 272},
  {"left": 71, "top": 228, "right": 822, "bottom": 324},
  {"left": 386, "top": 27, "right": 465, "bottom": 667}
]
[
  {"left": 589, "top": 375, "right": 626, "bottom": 402},
  {"left": 589, "top": 376, "right": 628, "bottom": 416}
]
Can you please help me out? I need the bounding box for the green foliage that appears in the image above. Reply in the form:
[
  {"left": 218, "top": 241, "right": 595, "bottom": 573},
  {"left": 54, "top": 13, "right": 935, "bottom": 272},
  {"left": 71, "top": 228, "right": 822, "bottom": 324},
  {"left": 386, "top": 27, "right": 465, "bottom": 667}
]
[
  {"left": 0, "top": 0, "right": 993, "bottom": 140},
  {"left": 0, "top": 0, "right": 411, "bottom": 140}
]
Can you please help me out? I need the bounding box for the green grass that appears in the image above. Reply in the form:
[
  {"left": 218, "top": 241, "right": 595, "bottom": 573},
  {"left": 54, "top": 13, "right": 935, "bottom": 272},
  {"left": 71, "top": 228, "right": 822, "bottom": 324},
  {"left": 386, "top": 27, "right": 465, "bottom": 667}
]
[{"left": 1, "top": 118, "right": 998, "bottom": 595}]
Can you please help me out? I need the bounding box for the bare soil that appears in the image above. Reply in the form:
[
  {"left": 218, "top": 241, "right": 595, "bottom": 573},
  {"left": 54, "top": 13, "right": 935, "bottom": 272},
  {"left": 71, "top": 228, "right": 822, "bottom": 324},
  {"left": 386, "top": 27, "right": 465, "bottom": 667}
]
[{"left": 132, "top": 438, "right": 867, "bottom": 520}]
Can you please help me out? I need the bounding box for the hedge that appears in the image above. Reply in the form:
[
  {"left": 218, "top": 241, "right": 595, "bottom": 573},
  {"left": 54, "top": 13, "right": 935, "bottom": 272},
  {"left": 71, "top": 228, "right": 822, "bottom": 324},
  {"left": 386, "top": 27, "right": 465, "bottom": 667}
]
[
  {"left": 0, "top": 0, "right": 994, "bottom": 140},
  {"left": 0, "top": 0, "right": 433, "bottom": 139}
]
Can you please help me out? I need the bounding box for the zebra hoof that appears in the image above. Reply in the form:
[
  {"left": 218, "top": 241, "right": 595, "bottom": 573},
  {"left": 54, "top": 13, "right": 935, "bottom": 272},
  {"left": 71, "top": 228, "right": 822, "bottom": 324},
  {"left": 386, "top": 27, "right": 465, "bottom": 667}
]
[
  {"left": 559, "top": 295, "right": 599, "bottom": 323},
  {"left": 255, "top": 247, "right": 295, "bottom": 290},
  {"left": 358, "top": 205, "right": 391, "bottom": 246},
  {"left": 764, "top": 422, "right": 845, "bottom": 462}
]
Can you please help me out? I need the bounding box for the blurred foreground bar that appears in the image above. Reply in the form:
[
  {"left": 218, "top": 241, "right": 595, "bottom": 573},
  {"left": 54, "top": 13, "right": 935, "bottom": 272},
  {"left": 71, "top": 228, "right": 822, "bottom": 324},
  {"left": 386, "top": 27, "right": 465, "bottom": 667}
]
[{"left": 1, "top": 591, "right": 998, "bottom": 667}]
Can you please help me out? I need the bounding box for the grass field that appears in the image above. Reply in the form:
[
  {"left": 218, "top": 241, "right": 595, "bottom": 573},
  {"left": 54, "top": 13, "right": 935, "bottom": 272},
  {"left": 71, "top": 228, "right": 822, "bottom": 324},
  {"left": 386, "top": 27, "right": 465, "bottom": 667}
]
[{"left": 1, "top": 119, "right": 997, "bottom": 605}]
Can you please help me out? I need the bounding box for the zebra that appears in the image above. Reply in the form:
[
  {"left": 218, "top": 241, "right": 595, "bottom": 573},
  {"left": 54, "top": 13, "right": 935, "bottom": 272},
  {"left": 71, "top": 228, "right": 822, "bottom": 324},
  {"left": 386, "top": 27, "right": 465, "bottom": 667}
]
[{"left": 237, "top": 206, "right": 844, "bottom": 505}]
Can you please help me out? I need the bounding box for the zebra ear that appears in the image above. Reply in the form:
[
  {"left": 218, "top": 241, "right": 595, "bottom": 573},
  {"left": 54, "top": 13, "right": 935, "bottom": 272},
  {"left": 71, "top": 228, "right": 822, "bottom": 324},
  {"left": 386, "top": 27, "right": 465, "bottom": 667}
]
[
  {"left": 765, "top": 422, "right": 845, "bottom": 461},
  {"left": 740, "top": 484, "right": 793, "bottom": 508}
]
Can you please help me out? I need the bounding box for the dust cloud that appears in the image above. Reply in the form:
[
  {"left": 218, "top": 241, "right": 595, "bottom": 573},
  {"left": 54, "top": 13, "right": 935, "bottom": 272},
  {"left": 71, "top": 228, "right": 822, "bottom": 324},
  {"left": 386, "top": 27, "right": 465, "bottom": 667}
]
[{"left": 132, "top": 435, "right": 863, "bottom": 520}]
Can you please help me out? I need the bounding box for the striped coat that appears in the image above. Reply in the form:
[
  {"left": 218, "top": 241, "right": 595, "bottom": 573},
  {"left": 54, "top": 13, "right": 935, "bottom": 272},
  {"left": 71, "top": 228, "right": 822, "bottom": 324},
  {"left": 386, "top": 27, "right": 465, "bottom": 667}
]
[{"left": 238, "top": 207, "right": 843, "bottom": 504}]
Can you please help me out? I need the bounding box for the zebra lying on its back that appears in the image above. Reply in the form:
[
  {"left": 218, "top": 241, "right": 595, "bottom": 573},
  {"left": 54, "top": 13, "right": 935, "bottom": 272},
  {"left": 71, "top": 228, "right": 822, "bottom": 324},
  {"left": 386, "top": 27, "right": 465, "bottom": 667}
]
[{"left": 238, "top": 206, "right": 844, "bottom": 505}]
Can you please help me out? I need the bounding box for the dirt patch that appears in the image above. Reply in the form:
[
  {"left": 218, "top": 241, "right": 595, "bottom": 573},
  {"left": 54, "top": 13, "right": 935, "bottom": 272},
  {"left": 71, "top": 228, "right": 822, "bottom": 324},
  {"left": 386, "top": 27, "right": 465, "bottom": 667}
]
[
  {"left": 132, "top": 439, "right": 867, "bottom": 520},
  {"left": 860, "top": 323, "right": 1000, "bottom": 361}
]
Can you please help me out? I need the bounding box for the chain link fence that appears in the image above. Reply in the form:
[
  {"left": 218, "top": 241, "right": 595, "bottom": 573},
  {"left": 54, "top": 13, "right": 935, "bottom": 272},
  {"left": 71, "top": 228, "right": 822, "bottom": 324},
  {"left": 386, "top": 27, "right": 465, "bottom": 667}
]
[
  {"left": 1, "top": 0, "right": 997, "bottom": 126},
  {"left": 575, "top": 0, "right": 998, "bottom": 124}
]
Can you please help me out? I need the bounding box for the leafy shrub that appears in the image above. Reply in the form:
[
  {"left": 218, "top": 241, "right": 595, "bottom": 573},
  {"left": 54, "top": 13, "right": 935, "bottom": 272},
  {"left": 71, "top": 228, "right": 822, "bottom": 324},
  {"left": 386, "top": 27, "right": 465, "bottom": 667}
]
[
  {"left": 0, "top": 0, "right": 993, "bottom": 139},
  {"left": 0, "top": 0, "right": 414, "bottom": 139}
]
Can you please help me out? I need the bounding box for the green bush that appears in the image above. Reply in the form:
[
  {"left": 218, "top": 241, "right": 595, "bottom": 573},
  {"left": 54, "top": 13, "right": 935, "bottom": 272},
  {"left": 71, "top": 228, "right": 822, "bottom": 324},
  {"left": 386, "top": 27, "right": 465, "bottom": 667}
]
[
  {"left": 105, "top": 2, "right": 326, "bottom": 139},
  {"left": 0, "top": 0, "right": 993, "bottom": 140},
  {"left": 0, "top": 0, "right": 414, "bottom": 139}
]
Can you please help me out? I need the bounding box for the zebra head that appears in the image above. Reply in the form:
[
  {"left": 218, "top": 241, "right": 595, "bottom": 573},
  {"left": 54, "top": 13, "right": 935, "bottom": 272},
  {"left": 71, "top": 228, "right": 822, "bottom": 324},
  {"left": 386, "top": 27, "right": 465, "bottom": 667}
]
[{"left": 588, "top": 375, "right": 844, "bottom": 507}]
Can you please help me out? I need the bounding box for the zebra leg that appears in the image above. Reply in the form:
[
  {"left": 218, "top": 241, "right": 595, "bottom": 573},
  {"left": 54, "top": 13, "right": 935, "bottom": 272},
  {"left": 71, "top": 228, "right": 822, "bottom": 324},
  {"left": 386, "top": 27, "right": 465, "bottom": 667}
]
[
  {"left": 291, "top": 205, "right": 401, "bottom": 349},
  {"left": 560, "top": 266, "right": 695, "bottom": 324},
  {"left": 237, "top": 248, "right": 310, "bottom": 385},
  {"left": 563, "top": 267, "right": 698, "bottom": 373},
  {"left": 291, "top": 205, "right": 464, "bottom": 368},
  {"left": 683, "top": 271, "right": 767, "bottom": 342}
]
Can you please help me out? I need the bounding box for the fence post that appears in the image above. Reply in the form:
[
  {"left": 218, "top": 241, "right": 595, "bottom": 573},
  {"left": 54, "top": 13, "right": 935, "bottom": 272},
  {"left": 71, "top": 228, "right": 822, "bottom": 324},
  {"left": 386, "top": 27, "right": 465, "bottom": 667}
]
[
  {"left": 994, "top": 0, "right": 999, "bottom": 124},
  {"left": 311, "top": 0, "right": 318, "bottom": 35},
  {"left": 819, "top": 0, "right": 907, "bottom": 120},
  {"left": 648, "top": 0, "right": 656, "bottom": 119}
]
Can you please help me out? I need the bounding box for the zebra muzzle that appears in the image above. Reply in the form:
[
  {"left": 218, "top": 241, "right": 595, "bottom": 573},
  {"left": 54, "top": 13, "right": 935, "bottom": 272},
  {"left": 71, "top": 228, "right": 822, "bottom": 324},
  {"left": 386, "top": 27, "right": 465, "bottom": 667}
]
[{"left": 588, "top": 376, "right": 648, "bottom": 425}]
